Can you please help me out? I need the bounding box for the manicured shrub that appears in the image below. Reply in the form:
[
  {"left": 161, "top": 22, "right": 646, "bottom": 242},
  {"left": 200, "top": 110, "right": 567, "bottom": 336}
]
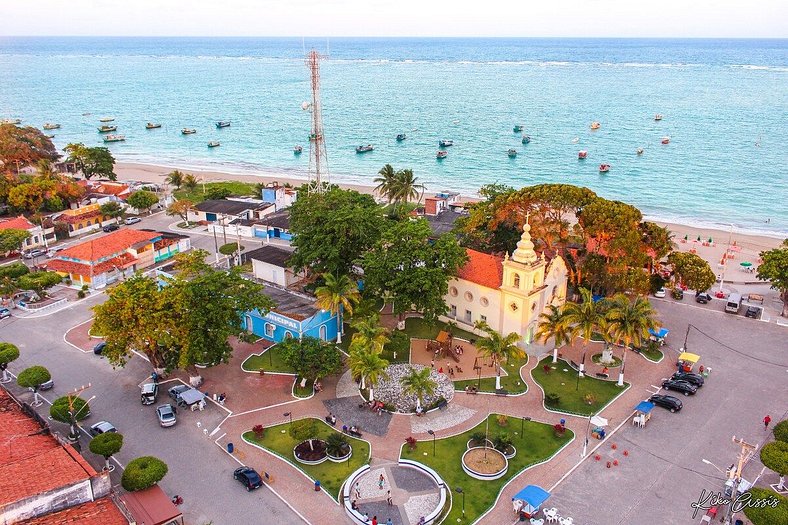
[
  {"left": 545, "top": 392, "right": 560, "bottom": 406},
  {"left": 252, "top": 424, "right": 265, "bottom": 439},
  {"left": 289, "top": 419, "right": 318, "bottom": 442},
  {"left": 493, "top": 433, "right": 513, "bottom": 453},
  {"left": 773, "top": 419, "right": 788, "bottom": 443},
  {"left": 121, "top": 456, "right": 168, "bottom": 492},
  {"left": 405, "top": 436, "right": 418, "bottom": 451},
  {"left": 219, "top": 242, "right": 244, "bottom": 256},
  {"left": 741, "top": 487, "right": 787, "bottom": 525},
  {"left": 16, "top": 365, "right": 51, "bottom": 390}
]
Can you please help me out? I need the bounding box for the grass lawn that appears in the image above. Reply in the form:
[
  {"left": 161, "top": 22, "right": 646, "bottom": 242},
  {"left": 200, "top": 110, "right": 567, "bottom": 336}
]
[
  {"left": 241, "top": 344, "right": 296, "bottom": 374},
  {"left": 403, "top": 317, "right": 477, "bottom": 342},
  {"left": 639, "top": 346, "right": 664, "bottom": 362},
  {"left": 174, "top": 181, "right": 260, "bottom": 203},
  {"left": 454, "top": 354, "right": 529, "bottom": 394},
  {"left": 533, "top": 357, "right": 629, "bottom": 416},
  {"left": 292, "top": 376, "right": 314, "bottom": 398},
  {"left": 243, "top": 418, "right": 370, "bottom": 499},
  {"left": 400, "top": 414, "right": 573, "bottom": 524}
]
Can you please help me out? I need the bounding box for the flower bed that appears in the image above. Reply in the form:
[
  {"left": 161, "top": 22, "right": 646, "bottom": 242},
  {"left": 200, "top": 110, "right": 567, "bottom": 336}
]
[
  {"left": 375, "top": 364, "right": 454, "bottom": 413},
  {"left": 327, "top": 443, "right": 352, "bottom": 463},
  {"left": 294, "top": 439, "right": 328, "bottom": 465},
  {"left": 461, "top": 447, "right": 508, "bottom": 480}
]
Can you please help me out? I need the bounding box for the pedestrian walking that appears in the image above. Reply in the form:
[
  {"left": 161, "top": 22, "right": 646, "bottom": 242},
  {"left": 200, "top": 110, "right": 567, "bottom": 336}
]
[
  {"left": 764, "top": 415, "right": 772, "bottom": 429},
  {"left": 355, "top": 481, "right": 361, "bottom": 499},
  {"left": 372, "top": 515, "right": 378, "bottom": 525},
  {"left": 430, "top": 359, "right": 435, "bottom": 369},
  {"left": 378, "top": 473, "right": 385, "bottom": 489},
  {"left": 386, "top": 519, "right": 393, "bottom": 525},
  {"left": 386, "top": 490, "right": 392, "bottom": 505}
]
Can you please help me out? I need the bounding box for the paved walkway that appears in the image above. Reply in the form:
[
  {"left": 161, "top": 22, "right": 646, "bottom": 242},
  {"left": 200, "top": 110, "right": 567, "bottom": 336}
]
[{"left": 352, "top": 462, "right": 441, "bottom": 525}]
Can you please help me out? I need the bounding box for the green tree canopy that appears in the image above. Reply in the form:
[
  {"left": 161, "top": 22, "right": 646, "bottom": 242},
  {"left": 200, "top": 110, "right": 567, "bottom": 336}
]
[
  {"left": 181, "top": 173, "right": 199, "bottom": 191},
  {"left": 121, "top": 456, "right": 168, "bottom": 492},
  {"left": 757, "top": 239, "right": 788, "bottom": 317},
  {"left": 760, "top": 440, "right": 788, "bottom": 477},
  {"left": 89, "top": 432, "right": 124, "bottom": 471},
  {"left": 536, "top": 304, "right": 573, "bottom": 350},
  {"left": 166, "top": 199, "right": 194, "bottom": 224},
  {"left": 7, "top": 183, "right": 45, "bottom": 212},
  {"left": 315, "top": 273, "right": 360, "bottom": 344},
  {"left": 347, "top": 346, "right": 389, "bottom": 397},
  {"left": 473, "top": 320, "right": 523, "bottom": 390},
  {"left": 773, "top": 419, "right": 788, "bottom": 443},
  {"left": 164, "top": 170, "right": 184, "bottom": 189},
  {"left": 16, "top": 365, "right": 51, "bottom": 389},
  {"left": 127, "top": 190, "right": 159, "bottom": 214},
  {"left": 742, "top": 487, "right": 788, "bottom": 525},
  {"left": 63, "top": 143, "right": 116, "bottom": 180},
  {"left": 400, "top": 366, "right": 437, "bottom": 411},
  {"left": 219, "top": 242, "right": 244, "bottom": 256},
  {"left": 288, "top": 187, "right": 385, "bottom": 276},
  {"left": 0, "top": 342, "right": 20, "bottom": 369},
  {"left": 0, "top": 124, "right": 59, "bottom": 172},
  {"left": 277, "top": 337, "right": 342, "bottom": 382},
  {"left": 18, "top": 271, "right": 62, "bottom": 293},
  {"left": 605, "top": 294, "right": 660, "bottom": 349},
  {"left": 360, "top": 219, "right": 467, "bottom": 323},
  {"left": 50, "top": 395, "right": 90, "bottom": 439},
  {"left": 99, "top": 201, "right": 125, "bottom": 221},
  {"left": 667, "top": 251, "right": 716, "bottom": 292}
]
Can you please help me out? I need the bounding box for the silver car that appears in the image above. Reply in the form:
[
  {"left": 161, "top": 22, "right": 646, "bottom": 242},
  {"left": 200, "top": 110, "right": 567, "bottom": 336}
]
[{"left": 156, "top": 404, "right": 177, "bottom": 427}]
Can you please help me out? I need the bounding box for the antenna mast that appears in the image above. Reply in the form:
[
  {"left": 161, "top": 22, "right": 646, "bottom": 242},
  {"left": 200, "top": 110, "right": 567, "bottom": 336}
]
[{"left": 305, "top": 49, "right": 329, "bottom": 193}]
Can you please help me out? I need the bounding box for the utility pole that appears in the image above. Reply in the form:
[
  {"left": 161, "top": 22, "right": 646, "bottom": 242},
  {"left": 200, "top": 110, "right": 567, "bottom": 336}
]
[
  {"left": 65, "top": 383, "right": 92, "bottom": 443},
  {"left": 725, "top": 435, "right": 758, "bottom": 525}
]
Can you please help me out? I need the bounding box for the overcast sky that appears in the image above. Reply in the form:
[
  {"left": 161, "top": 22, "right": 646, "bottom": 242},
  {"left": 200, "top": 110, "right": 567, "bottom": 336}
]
[{"left": 1, "top": 0, "right": 786, "bottom": 38}]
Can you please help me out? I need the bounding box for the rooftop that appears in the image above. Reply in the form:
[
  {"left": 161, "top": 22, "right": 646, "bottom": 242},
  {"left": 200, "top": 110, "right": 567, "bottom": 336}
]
[
  {"left": 244, "top": 245, "right": 293, "bottom": 268},
  {"left": 0, "top": 215, "right": 36, "bottom": 231},
  {"left": 260, "top": 209, "right": 290, "bottom": 230},
  {"left": 425, "top": 210, "right": 463, "bottom": 237},
  {"left": 56, "top": 229, "right": 159, "bottom": 262},
  {"left": 18, "top": 494, "right": 128, "bottom": 525},
  {"left": 195, "top": 199, "right": 272, "bottom": 216},
  {"left": 456, "top": 248, "right": 504, "bottom": 289},
  {"left": 120, "top": 485, "right": 181, "bottom": 525},
  {"left": 264, "top": 286, "right": 319, "bottom": 320}
]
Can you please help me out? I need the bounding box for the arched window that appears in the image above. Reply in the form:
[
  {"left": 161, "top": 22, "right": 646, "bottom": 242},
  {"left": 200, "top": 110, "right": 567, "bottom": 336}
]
[
  {"left": 245, "top": 315, "right": 254, "bottom": 333},
  {"left": 284, "top": 331, "right": 293, "bottom": 339},
  {"left": 264, "top": 323, "right": 275, "bottom": 337},
  {"left": 513, "top": 273, "right": 521, "bottom": 288},
  {"left": 319, "top": 325, "right": 327, "bottom": 341}
]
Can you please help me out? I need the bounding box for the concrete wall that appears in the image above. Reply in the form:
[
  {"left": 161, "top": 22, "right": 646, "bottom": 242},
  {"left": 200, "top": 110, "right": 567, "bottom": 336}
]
[{"left": 0, "top": 479, "right": 94, "bottom": 523}]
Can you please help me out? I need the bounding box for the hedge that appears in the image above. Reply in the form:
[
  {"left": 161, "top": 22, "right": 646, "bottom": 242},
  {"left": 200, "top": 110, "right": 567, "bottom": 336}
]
[{"left": 121, "top": 456, "right": 168, "bottom": 492}]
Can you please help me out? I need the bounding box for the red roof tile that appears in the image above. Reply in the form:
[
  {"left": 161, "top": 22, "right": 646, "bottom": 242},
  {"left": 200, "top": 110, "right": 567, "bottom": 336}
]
[
  {"left": 56, "top": 229, "right": 157, "bottom": 262},
  {"left": 457, "top": 248, "right": 503, "bottom": 289},
  {"left": 47, "top": 253, "right": 137, "bottom": 276},
  {"left": 0, "top": 215, "right": 36, "bottom": 231},
  {"left": 19, "top": 497, "right": 129, "bottom": 525}
]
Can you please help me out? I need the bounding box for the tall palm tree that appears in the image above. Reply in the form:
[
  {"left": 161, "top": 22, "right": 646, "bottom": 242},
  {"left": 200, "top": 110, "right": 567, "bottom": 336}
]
[
  {"left": 347, "top": 347, "right": 389, "bottom": 400},
  {"left": 181, "top": 173, "right": 198, "bottom": 191},
  {"left": 392, "top": 168, "right": 424, "bottom": 207},
  {"left": 474, "top": 321, "right": 524, "bottom": 390},
  {"left": 315, "top": 273, "right": 360, "bottom": 344},
  {"left": 350, "top": 315, "right": 389, "bottom": 354},
  {"left": 560, "top": 287, "right": 607, "bottom": 368},
  {"left": 400, "top": 366, "right": 437, "bottom": 411},
  {"left": 164, "top": 170, "right": 185, "bottom": 189},
  {"left": 374, "top": 164, "right": 397, "bottom": 203},
  {"left": 605, "top": 294, "right": 660, "bottom": 351},
  {"left": 536, "top": 304, "right": 573, "bottom": 362}
]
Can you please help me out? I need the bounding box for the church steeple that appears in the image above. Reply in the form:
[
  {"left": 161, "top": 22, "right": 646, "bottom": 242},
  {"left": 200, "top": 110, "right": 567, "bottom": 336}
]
[{"left": 510, "top": 213, "right": 538, "bottom": 265}]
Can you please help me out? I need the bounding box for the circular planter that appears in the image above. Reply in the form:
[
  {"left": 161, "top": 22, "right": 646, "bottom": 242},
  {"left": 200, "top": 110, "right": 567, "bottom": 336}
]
[
  {"left": 461, "top": 447, "right": 508, "bottom": 480},
  {"left": 466, "top": 438, "right": 494, "bottom": 450},
  {"left": 293, "top": 439, "right": 328, "bottom": 465},
  {"left": 500, "top": 444, "right": 517, "bottom": 459},
  {"left": 592, "top": 353, "right": 622, "bottom": 367},
  {"left": 327, "top": 443, "right": 352, "bottom": 463}
]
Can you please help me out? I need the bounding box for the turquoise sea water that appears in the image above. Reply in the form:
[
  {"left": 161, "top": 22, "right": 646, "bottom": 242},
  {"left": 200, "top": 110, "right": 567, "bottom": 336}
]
[{"left": 0, "top": 37, "right": 786, "bottom": 235}]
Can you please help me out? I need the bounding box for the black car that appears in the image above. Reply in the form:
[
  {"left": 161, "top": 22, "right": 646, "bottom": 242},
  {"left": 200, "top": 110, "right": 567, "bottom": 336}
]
[
  {"left": 102, "top": 223, "right": 120, "bottom": 233},
  {"left": 695, "top": 292, "right": 712, "bottom": 304},
  {"left": 649, "top": 394, "right": 683, "bottom": 413},
  {"left": 744, "top": 306, "right": 759, "bottom": 319},
  {"left": 233, "top": 466, "right": 263, "bottom": 491},
  {"left": 662, "top": 379, "right": 698, "bottom": 396},
  {"left": 168, "top": 384, "right": 190, "bottom": 402},
  {"left": 93, "top": 341, "right": 106, "bottom": 355},
  {"left": 671, "top": 371, "right": 704, "bottom": 387}
]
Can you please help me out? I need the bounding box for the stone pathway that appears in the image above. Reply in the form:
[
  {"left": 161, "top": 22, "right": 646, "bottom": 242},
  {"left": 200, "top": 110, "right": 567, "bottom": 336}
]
[
  {"left": 352, "top": 462, "right": 441, "bottom": 525},
  {"left": 410, "top": 403, "right": 476, "bottom": 434},
  {"left": 335, "top": 370, "right": 361, "bottom": 398},
  {"left": 323, "top": 397, "right": 393, "bottom": 436}
]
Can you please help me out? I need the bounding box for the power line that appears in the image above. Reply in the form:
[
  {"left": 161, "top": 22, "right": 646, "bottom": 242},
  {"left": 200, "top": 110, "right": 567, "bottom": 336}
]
[{"left": 685, "top": 324, "right": 788, "bottom": 368}]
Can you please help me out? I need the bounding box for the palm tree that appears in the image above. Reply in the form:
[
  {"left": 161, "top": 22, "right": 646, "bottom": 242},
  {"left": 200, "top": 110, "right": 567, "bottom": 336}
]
[
  {"left": 474, "top": 321, "right": 524, "bottom": 390},
  {"left": 374, "top": 164, "right": 397, "bottom": 203},
  {"left": 347, "top": 347, "right": 389, "bottom": 400},
  {"left": 560, "top": 287, "right": 607, "bottom": 369},
  {"left": 536, "top": 305, "right": 573, "bottom": 363},
  {"left": 400, "top": 367, "right": 437, "bottom": 411},
  {"left": 392, "top": 168, "right": 424, "bottom": 207},
  {"left": 181, "top": 173, "right": 198, "bottom": 191},
  {"left": 350, "top": 315, "right": 389, "bottom": 354},
  {"left": 36, "top": 159, "right": 58, "bottom": 179},
  {"left": 605, "top": 294, "right": 660, "bottom": 352},
  {"left": 315, "top": 273, "right": 360, "bottom": 344},
  {"left": 164, "top": 170, "right": 185, "bottom": 189}
]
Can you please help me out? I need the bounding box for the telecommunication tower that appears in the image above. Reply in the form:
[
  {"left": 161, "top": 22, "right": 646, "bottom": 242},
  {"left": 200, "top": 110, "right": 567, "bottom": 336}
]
[{"left": 304, "top": 49, "right": 329, "bottom": 193}]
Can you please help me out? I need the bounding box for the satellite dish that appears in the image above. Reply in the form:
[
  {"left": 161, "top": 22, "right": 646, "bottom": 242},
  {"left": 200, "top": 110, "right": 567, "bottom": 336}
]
[{"left": 301, "top": 101, "right": 310, "bottom": 111}]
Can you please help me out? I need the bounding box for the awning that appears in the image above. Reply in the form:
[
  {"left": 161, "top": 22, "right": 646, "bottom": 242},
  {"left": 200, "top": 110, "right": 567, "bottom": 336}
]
[
  {"left": 678, "top": 352, "right": 700, "bottom": 363},
  {"left": 179, "top": 388, "right": 205, "bottom": 405},
  {"left": 590, "top": 415, "right": 608, "bottom": 427},
  {"left": 649, "top": 328, "right": 669, "bottom": 339},
  {"left": 512, "top": 485, "right": 550, "bottom": 508},
  {"left": 634, "top": 401, "right": 655, "bottom": 414}
]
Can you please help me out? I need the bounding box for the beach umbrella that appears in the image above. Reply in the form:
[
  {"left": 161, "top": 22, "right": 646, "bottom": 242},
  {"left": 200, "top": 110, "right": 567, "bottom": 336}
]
[{"left": 740, "top": 262, "right": 752, "bottom": 267}]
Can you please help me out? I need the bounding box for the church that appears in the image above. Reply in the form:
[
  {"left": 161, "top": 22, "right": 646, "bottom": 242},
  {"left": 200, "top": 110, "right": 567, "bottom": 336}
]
[{"left": 441, "top": 220, "right": 568, "bottom": 353}]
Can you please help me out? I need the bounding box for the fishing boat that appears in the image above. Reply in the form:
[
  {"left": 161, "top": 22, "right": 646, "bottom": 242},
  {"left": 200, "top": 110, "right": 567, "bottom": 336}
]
[
  {"left": 436, "top": 150, "right": 448, "bottom": 159},
  {"left": 43, "top": 123, "right": 60, "bottom": 130},
  {"left": 439, "top": 139, "right": 454, "bottom": 147},
  {"left": 216, "top": 121, "right": 231, "bottom": 128},
  {"left": 513, "top": 125, "right": 524, "bottom": 133},
  {"left": 103, "top": 134, "right": 125, "bottom": 143},
  {"left": 1, "top": 118, "right": 22, "bottom": 125},
  {"left": 293, "top": 145, "right": 303, "bottom": 154},
  {"left": 654, "top": 114, "right": 663, "bottom": 121},
  {"left": 181, "top": 128, "right": 197, "bottom": 135},
  {"left": 99, "top": 117, "right": 115, "bottom": 123},
  {"left": 578, "top": 150, "right": 588, "bottom": 159},
  {"left": 98, "top": 125, "right": 117, "bottom": 133},
  {"left": 590, "top": 121, "right": 601, "bottom": 130},
  {"left": 208, "top": 141, "right": 220, "bottom": 148},
  {"left": 636, "top": 147, "right": 644, "bottom": 155},
  {"left": 146, "top": 122, "right": 162, "bottom": 129},
  {"left": 355, "top": 144, "right": 374, "bottom": 153},
  {"left": 599, "top": 163, "right": 611, "bottom": 173},
  {"left": 661, "top": 136, "right": 670, "bottom": 145},
  {"left": 396, "top": 133, "right": 407, "bottom": 142},
  {"left": 508, "top": 149, "right": 518, "bottom": 158},
  {"left": 521, "top": 135, "right": 531, "bottom": 144}
]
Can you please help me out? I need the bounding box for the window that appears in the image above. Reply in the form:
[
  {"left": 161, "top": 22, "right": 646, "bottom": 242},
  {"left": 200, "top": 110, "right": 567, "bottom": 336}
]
[
  {"left": 245, "top": 315, "right": 254, "bottom": 333},
  {"left": 284, "top": 331, "right": 293, "bottom": 339},
  {"left": 480, "top": 297, "right": 489, "bottom": 307},
  {"left": 510, "top": 302, "right": 519, "bottom": 312},
  {"left": 319, "top": 325, "right": 327, "bottom": 341},
  {"left": 480, "top": 314, "right": 487, "bottom": 323},
  {"left": 464, "top": 291, "right": 474, "bottom": 302},
  {"left": 533, "top": 274, "right": 539, "bottom": 286},
  {"left": 264, "top": 323, "right": 275, "bottom": 337},
  {"left": 464, "top": 310, "right": 472, "bottom": 323},
  {"left": 450, "top": 305, "right": 457, "bottom": 318},
  {"left": 531, "top": 302, "right": 537, "bottom": 312},
  {"left": 449, "top": 286, "right": 458, "bottom": 297},
  {"left": 513, "top": 273, "right": 521, "bottom": 288}
]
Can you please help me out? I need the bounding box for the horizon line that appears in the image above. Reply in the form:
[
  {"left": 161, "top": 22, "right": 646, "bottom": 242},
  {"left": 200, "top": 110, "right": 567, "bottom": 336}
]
[{"left": 2, "top": 35, "right": 787, "bottom": 40}]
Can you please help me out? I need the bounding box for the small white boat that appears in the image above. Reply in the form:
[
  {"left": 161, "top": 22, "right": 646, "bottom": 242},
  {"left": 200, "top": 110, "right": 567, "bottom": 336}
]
[
  {"left": 508, "top": 149, "right": 518, "bottom": 158},
  {"left": 599, "top": 163, "right": 611, "bottom": 173},
  {"left": 654, "top": 114, "right": 663, "bottom": 121},
  {"left": 103, "top": 134, "right": 125, "bottom": 143},
  {"left": 294, "top": 145, "right": 303, "bottom": 154},
  {"left": 636, "top": 147, "right": 644, "bottom": 155},
  {"left": 98, "top": 125, "right": 117, "bottom": 133},
  {"left": 146, "top": 122, "right": 162, "bottom": 129},
  {"left": 208, "top": 141, "right": 220, "bottom": 148},
  {"left": 355, "top": 144, "right": 374, "bottom": 153},
  {"left": 99, "top": 117, "right": 115, "bottom": 123},
  {"left": 578, "top": 150, "right": 588, "bottom": 159},
  {"left": 1, "top": 118, "right": 22, "bottom": 125},
  {"left": 182, "top": 128, "right": 197, "bottom": 135},
  {"left": 436, "top": 150, "right": 448, "bottom": 159},
  {"left": 216, "top": 121, "right": 231, "bottom": 128},
  {"left": 43, "top": 123, "right": 61, "bottom": 130},
  {"left": 590, "top": 121, "right": 601, "bottom": 130},
  {"left": 439, "top": 139, "right": 454, "bottom": 147},
  {"left": 661, "top": 136, "right": 670, "bottom": 145}
]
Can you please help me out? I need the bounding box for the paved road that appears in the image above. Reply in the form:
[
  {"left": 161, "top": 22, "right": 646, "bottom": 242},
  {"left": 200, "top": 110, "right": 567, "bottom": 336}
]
[
  {"left": 0, "top": 265, "right": 304, "bottom": 524},
  {"left": 548, "top": 300, "right": 788, "bottom": 525}
]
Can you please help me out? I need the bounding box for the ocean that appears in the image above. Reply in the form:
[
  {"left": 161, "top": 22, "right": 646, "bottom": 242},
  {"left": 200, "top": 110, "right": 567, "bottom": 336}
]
[{"left": 0, "top": 37, "right": 786, "bottom": 235}]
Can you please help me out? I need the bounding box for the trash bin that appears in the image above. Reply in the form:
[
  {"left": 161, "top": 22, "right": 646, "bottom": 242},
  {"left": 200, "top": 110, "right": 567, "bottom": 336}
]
[
  {"left": 314, "top": 480, "right": 321, "bottom": 491},
  {"left": 227, "top": 442, "right": 234, "bottom": 454},
  {"left": 735, "top": 520, "right": 743, "bottom": 525}
]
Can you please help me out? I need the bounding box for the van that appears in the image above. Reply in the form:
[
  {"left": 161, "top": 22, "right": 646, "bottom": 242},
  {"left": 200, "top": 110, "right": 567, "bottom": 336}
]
[
  {"left": 141, "top": 383, "right": 158, "bottom": 405},
  {"left": 725, "top": 293, "right": 742, "bottom": 313}
]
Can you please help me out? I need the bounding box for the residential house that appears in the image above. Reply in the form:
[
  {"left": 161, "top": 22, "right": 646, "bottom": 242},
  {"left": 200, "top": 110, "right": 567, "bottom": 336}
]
[
  {"left": 0, "top": 216, "right": 55, "bottom": 251},
  {"left": 442, "top": 221, "right": 568, "bottom": 353},
  {"left": 190, "top": 198, "right": 274, "bottom": 225},
  {"left": 53, "top": 204, "right": 113, "bottom": 237},
  {"left": 260, "top": 184, "right": 297, "bottom": 211},
  {"left": 117, "top": 486, "right": 183, "bottom": 525},
  {"left": 46, "top": 229, "right": 190, "bottom": 288},
  {"left": 77, "top": 180, "right": 132, "bottom": 206},
  {"left": 243, "top": 246, "right": 304, "bottom": 288}
]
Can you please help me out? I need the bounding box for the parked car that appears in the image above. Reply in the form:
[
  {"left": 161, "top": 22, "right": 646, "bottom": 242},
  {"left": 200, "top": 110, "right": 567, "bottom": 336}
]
[
  {"left": 654, "top": 288, "right": 666, "bottom": 298},
  {"left": 89, "top": 421, "right": 117, "bottom": 436},
  {"left": 671, "top": 371, "right": 704, "bottom": 387},
  {"left": 233, "top": 466, "right": 263, "bottom": 491},
  {"left": 744, "top": 306, "right": 759, "bottom": 319},
  {"left": 695, "top": 292, "right": 712, "bottom": 304},
  {"left": 649, "top": 394, "right": 683, "bottom": 413},
  {"left": 156, "top": 404, "right": 177, "bottom": 427},
  {"left": 662, "top": 379, "right": 698, "bottom": 396},
  {"left": 0, "top": 308, "right": 10, "bottom": 319},
  {"left": 102, "top": 223, "right": 120, "bottom": 233},
  {"left": 124, "top": 216, "right": 142, "bottom": 225},
  {"left": 46, "top": 247, "right": 63, "bottom": 258},
  {"left": 168, "top": 384, "right": 191, "bottom": 402},
  {"left": 23, "top": 248, "right": 47, "bottom": 259},
  {"left": 141, "top": 383, "right": 159, "bottom": 405},
  {"left": 93, "top": 341, "right": 106, "bottom": 355},
  {"left": 38, "top": 378, "right": 54, "bottom": 390}
]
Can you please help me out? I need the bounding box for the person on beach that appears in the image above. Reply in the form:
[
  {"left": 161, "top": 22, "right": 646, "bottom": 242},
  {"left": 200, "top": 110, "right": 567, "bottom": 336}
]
[{"left": 764, "top": 415, "right": 772, "bottom": 429}]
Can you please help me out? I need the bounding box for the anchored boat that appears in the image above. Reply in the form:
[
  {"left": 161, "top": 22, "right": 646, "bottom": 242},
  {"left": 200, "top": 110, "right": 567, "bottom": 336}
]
[
  {"left": 654, "top": 114, "right": 663, "bottom": 121},
  {"left": 508, "top": 149, "right": 518, "bottom": 158},
  {"left": 439, "top": 139, "right": 454, "bottom": 147},
  {"left": 98, "top": 125, "right": 117, "bottom": 133},
  {"left": 396, "top": 133, "right": 407, "bottom": 142},
  {"left": 146, "top": 123, "right": 162, "bottom": 129},
  {"left": 43, "top": 123, "right": 60, "bottom": 130},
  {"left": 216, "top": 121, "right": 231, "bottom": 128},
  {"left": 636, "top": 147, "right": 644, "bottom": 155},
  {"left": 578, "top": 150, "right": 588, "bottom": 159},
  {"left": 661, "top": 136, "right": 670, "bottom": 145},
  {"left": 181, "top": 128, "right": 197, "bottom": 135},
  {"left": 103, "top": 134, "right": 125, "bottom": 143},
  {"left": 436, "top": 150, "right": 448, "bottom": 159},
  {"left": 590, "top": 121, "right": 601, "bottom": 130},
  {"left": 599, "top": 163, "right": 611, "bottom": 173},
  {"left": 521, "top": 135, "right": 531, "bottom": 144},
  {"left": 1, "top": 118, "right": 22, "bottom": 125},
  {"left": 513, "top": 125, "right": 524, "bottom": 133},
  {"left": 355, "top": 144, "right": 374, "bottom": 153},
  {"left": 99, "top": 117, "right": 115, "bottom": 123},
  {"left": 294, "top": 145, "right": 303, "bottom": 154},
  {"left": 208, "top": 141, "right": 220, "bottom": 148}
]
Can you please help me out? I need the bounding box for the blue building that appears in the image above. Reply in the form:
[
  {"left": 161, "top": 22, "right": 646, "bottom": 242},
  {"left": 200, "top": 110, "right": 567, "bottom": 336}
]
[{"left": 242, "top": 286, "right": 339, "bottom": 343}]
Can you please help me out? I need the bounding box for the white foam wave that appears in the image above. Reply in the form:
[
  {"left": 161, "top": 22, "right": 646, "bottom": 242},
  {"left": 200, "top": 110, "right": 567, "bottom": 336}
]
[{"left": 728, "top": 64, "right": 788, "bottom": 72}]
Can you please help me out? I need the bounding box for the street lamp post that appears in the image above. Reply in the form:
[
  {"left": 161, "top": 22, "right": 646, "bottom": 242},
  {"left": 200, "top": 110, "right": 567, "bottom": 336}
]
[
  {"left": 283, "top": 411, "right": 292, "bottom": 426},
  {"left": 455, "top": 487, "right": 465, "bottom": 518},
  {"left": 427, "top": 429, "right": 436, "bottom": 456},
  {"left": 520, "top": 416, "right": 531, "bottom": 435},
  {"left": 702, "top": 459, "right": 737, "bottom": 525}
]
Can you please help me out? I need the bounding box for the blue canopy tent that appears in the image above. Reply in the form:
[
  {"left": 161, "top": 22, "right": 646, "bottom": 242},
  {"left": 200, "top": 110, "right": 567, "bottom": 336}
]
[
  {"left": 512, "top": 485, "right": 551, "bottom": 517},
  {"left": 648, "top": 327, "right": 669, "bottom": 346},
  {"left": 633, "top": 400, "right": 655, "bottom": 427},
  {"left": 634, "top": 401, "right": 655, "bottom": 414}
]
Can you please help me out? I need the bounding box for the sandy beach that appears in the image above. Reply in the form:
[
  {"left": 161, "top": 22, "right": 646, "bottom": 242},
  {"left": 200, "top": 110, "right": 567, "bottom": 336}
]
[{"left": 115, "top": 161, "right": 784, "bottom": 279}]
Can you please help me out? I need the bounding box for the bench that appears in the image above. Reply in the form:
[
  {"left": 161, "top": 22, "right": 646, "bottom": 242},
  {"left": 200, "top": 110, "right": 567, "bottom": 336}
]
[
  {"left": 464, "top": 386, "right": 478, "bottom": 395},
  {"left": 437, "top": 399, "right": 449, "bottom": 410},
  {"left": 595, "top": 373, "right": 609, "bottom": 379},
  {"left": 494, "top": 389, "right": 509, "bottom": 397},
  {"left": 345, "top": 429, "right": 363, "bottom": 438}
]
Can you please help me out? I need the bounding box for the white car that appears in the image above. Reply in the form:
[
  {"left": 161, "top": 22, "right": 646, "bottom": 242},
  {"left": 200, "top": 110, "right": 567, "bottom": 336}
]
[
  {"left": 654, "top": 288, "right": 667, "bottom": 298},
  {"left": 124, "top": 216, "right": 142, "bottom": 225},
  {"left": 156, "top": 404, "right": 177, "bottom": 427}
]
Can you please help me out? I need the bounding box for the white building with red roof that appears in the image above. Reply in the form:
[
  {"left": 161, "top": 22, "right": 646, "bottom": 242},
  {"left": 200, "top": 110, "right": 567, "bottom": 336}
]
[
  {"left": 444, "top": 220, "right": 568, "bottom": 352},
  {"left": 0, "top": 215, "right": 54, "bottom": 251}
]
